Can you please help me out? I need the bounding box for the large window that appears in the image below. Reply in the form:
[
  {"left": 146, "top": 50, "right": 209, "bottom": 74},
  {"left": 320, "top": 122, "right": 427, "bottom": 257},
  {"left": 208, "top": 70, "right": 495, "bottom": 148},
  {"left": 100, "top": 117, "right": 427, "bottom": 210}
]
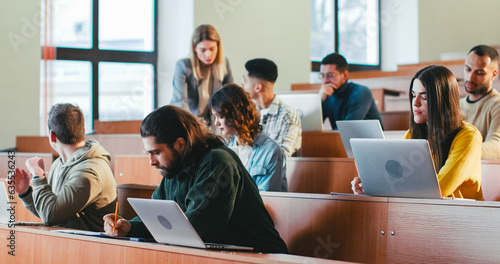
[
  {"left": 310, "top": 0, "right": 380, "bottom": 72},
  {"left": 40, "top": 0, "right": 157, "bottom": 134}
]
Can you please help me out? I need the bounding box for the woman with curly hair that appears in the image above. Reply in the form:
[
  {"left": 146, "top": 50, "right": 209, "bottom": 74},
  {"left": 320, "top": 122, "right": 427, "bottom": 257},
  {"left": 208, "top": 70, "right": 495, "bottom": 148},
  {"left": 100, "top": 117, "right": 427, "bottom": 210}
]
[{"left": 209, "top": 83, "right": 287, "bottom": 191}]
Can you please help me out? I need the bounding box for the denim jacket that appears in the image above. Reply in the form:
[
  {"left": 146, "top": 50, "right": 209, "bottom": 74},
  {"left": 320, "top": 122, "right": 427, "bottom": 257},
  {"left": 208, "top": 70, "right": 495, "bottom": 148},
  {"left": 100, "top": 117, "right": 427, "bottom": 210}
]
[{"left": 228, "top": 133, "right": 287, "bottom": 191}]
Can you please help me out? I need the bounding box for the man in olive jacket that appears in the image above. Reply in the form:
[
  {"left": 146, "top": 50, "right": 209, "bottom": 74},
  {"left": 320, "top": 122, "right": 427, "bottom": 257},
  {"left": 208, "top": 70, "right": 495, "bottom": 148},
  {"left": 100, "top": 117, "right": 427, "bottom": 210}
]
[{"left": 14, "top": 103, "right": 117, "bottom": 231}]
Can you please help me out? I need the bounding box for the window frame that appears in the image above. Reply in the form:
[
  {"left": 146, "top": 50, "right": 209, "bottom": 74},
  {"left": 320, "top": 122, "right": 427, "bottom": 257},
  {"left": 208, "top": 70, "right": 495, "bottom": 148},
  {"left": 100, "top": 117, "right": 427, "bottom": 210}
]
[
  {"left": 45, "top": 0, "right": 158, "bottom": 126},
  {"left": 311, "top": 0, "right": 381, "bottom": 72}
]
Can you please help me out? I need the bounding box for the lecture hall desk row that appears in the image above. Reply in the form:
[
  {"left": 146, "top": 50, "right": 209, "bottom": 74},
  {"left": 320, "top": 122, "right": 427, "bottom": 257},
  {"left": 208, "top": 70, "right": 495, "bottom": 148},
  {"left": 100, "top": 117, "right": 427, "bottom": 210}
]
[
  {"left": 16, "top": 119, "right": 410, "bottom": 164},
  {"left": 113, "top": 155, "right": 357, "bottom": 194},
  {"left": 3, "top": 161, "right": 500, "bottom": 263},
  {"left": 4, "top": 156, "right": 500, "bottom": 229},
  {"left": 113, "top": 155, "right": 500, "bottom": 200},
  {"left": 4, "top": 189, "right": 499, "bottom": 264},
  {"left": 114, "top": 187, "right": 500, "bottom": 264},
  {"left": 0, "top": 225, "right": 346, "bottom": 264}
]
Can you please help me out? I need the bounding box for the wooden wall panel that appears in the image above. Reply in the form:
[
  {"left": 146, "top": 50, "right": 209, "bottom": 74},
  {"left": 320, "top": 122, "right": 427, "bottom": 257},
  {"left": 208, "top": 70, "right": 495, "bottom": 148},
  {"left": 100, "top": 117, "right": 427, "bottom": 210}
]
[
  {"left": 262, "top": 193, "right": 388, "bottom": 263},
  {"left": 301, "top": 131, "right": 347, "bottom": 158},
  {"left": 113, "top": 155, "right": 161, "bottom": 185},
  {"left": 287, "top": 157, "right": 356, "bottom": 194},
  {"left": 93, "top": 120, "right": 141, "bottom": 134},
  {"left": 386, "top": 201, "right": 500, "bottom": 263}
]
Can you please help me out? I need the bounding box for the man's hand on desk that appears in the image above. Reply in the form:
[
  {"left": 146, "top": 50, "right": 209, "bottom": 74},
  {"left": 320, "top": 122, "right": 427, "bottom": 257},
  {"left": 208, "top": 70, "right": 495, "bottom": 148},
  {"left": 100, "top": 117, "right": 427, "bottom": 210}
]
[
  {"left": 103, "top": 214, "right": 131, "bottom": 237},
  {"left": 351, "top": 176, "right": 365, "bottom": 195}
]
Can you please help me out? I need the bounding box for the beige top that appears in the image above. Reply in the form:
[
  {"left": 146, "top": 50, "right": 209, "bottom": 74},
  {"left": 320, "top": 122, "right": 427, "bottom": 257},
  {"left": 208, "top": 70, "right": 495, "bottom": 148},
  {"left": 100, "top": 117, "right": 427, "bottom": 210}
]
[{"left": 460, "top": 89, "right": 500, "bottom": 159}]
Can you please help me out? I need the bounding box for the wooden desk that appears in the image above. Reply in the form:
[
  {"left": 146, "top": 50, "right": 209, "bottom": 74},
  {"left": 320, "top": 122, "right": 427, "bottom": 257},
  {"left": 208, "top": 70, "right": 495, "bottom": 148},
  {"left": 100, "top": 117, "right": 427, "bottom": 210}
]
[
  {"left": 301, "top": 131, "right": 347, "bottom": 158},
  {"left": 481, "top": 159, "right": 500, "bottom": 201},
  {"left": 113, "top": 156, "right": 358, "bottom": 195},
  {"left": 290, "top": 83, "right": 403, "bottom": 112},
  {"left": 0, "top": 152, "right": 53, "bottom": 180},
  {"left": 0, "top": 225, "right": 346, "bottom": 264},
  {"left": 301, "top": 130, "right": 408, "bottom": 158},
  {"left": 379, "top": 111, "right": 409, "bottom": 131},
  {"left": 117, "top": 184, "right": 158, "bottom": 220},
  {"left": 261, "top": 192, "right": 500, "bottom": 264},
  {"left": 93, "top": 120, "right": 141, "bottom": 134},
  {"left": 114, "top": 155, "right": 162, "bottom": 185},
  {"left": 113, "top": 153, "right": 500, "bottom": 200},
  {"left": 17, "top": 135, "right": 146, "bottom": 170},
  {"left": 287, "top": 157, "right": 356, "bottom": 194},
  {"left": 15, "top": 137, "right": 56, "bottom": 156}
]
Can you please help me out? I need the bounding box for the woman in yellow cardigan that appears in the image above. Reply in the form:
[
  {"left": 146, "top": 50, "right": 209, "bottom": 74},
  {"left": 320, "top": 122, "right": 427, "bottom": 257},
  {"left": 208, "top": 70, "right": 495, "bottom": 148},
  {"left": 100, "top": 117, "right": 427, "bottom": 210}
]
[{"left": 352, "top": 65, "right": 484, "bottom": 200}]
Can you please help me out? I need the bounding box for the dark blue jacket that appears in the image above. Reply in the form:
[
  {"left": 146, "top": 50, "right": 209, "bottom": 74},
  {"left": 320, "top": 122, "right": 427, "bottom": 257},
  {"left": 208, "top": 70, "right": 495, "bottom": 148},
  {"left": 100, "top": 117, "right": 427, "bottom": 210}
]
[{"left": 322, "top": 80, "right": 383, "bottom": 130}]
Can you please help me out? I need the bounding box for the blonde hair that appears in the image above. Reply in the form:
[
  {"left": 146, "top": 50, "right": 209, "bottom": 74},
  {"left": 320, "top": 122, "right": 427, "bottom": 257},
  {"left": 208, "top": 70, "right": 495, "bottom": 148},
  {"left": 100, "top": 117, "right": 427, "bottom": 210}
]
[{"left": 190, "top": 24, "right": 227, "bottom": 81}]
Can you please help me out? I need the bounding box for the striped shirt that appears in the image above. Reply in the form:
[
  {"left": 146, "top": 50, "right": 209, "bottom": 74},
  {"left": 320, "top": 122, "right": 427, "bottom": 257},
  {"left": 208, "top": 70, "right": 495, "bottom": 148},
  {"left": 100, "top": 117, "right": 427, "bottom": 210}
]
[{"left": 259, "top": 95, "right": 302, "bottom": 157}]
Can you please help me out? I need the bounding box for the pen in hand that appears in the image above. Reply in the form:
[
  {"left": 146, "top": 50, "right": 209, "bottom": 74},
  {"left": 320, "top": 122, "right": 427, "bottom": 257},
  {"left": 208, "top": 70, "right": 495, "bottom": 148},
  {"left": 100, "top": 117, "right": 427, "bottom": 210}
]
[{"left": 113, "top": 201, "right": 119, "bottom": 233}]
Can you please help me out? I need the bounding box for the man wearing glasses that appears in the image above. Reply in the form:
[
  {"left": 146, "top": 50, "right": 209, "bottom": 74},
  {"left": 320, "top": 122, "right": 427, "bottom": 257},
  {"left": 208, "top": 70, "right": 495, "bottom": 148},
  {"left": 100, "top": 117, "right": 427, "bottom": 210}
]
[{"left": 319, "top": 53, "right": 382, "bottom": 130}]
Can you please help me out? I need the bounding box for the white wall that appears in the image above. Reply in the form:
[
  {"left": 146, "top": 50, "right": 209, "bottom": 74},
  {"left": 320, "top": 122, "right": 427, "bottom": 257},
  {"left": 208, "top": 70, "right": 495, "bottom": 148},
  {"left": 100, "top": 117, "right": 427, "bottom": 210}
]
[
  {"left": 0, "top": 0, "right": 41, "bottom": 150},
  {"left": 381, "top": 0, "right": 419, "bottom": 71},
  {"left": 192, "top": 0, "right": 311, "bottom": 93},
  {"left": 157, "top": 0, "right": 194, "bottom": 107},
  {"left": 419, "top": 0, "right": 500, "bottom": 62}
]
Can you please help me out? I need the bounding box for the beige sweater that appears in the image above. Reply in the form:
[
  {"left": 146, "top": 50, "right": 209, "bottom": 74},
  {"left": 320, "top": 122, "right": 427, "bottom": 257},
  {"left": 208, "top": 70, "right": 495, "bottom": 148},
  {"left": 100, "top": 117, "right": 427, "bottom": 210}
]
[{"left": 460, "top": 89, "right": 500, "bottom": 159}]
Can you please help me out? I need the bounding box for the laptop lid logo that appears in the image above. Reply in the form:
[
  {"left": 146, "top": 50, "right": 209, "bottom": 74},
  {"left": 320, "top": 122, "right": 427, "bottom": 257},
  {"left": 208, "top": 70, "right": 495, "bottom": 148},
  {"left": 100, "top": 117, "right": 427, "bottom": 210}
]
[
  {"left": 385, "top": 160, "right": 403, "bottom": 178},
  {"left": 157, "top": 215, "right": 172, "bottom": 230}
]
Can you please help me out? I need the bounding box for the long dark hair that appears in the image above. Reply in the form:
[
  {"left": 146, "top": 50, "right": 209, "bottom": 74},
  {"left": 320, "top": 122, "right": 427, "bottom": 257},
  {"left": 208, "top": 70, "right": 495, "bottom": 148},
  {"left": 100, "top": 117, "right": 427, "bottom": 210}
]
[
  {"left": 140, "top": 105, "right": 224, "bottom": 167},
  {"left": 409, "top": 65, "right": 464, "bottom": 169},
  {"left": 209, "top": 83, "right": 262, "bottom": 146}
]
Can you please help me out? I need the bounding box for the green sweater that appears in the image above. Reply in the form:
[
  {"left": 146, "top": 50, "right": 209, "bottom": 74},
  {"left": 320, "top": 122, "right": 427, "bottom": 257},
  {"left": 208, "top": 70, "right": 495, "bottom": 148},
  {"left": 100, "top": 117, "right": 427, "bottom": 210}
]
[{"left": 128, "top": 145, "right": 288, "bottom": 253}]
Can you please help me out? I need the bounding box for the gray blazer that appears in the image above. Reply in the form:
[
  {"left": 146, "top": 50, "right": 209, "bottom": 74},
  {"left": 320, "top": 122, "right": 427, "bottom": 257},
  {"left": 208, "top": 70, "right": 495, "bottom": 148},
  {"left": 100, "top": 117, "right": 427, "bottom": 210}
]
[{"left": 171, "top": 58, "right": 233, "bottom": 116}]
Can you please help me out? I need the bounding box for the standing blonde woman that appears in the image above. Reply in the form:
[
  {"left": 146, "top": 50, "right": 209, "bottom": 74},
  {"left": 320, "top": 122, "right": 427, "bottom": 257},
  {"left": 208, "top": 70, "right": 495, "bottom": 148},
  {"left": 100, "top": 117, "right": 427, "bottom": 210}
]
[{"left": 171, "top": 24, "right": 233, "bottom": 117}]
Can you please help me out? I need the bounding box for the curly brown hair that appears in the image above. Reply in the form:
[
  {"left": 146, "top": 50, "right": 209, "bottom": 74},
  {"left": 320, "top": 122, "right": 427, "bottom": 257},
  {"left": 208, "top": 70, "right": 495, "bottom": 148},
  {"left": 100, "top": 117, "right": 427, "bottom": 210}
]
[{"left": 209, "top": 83, "right": 262, "bottom": 146}]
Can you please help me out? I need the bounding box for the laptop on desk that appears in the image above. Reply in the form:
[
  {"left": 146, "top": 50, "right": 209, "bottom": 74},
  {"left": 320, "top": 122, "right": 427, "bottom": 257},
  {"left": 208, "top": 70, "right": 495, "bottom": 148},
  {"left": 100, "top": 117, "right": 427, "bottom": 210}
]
[
  {"left": 127, "top": 198, "right": 254, "bottom": 251},
  {"left": 278, "top": 93, "right": 324, "bottom": 132},
  {"left": 337, "top": 120, "right": 385, "bottom": 158},
  {"left": 350, "top": 138, "right": 442, "bottom": 199}
]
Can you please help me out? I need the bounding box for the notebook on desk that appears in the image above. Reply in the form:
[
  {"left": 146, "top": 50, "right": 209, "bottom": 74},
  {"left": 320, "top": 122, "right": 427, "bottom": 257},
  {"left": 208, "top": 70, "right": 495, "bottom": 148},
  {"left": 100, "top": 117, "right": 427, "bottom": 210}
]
[
  {"left": 0, "top": 181, "right": 48, "bottom": 226},
  {"left": 127, "top": 198, "right": 254, "bottom": 251},
  {"left": 350, "top": 138, "right": 442, "bottom": 199},
  {"left": 337, "top": 120, "right": 385, "bottom": 158},
  {"left": 278, "top": 93, "right": 324, "bottom": 132}
]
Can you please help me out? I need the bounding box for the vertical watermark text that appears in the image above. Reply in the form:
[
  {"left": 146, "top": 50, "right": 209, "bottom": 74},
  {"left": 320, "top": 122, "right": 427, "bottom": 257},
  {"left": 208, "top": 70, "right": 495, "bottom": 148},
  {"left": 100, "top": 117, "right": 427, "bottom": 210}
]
[{"left": 5, "top": 151, "right": 16, "bottom": 256}]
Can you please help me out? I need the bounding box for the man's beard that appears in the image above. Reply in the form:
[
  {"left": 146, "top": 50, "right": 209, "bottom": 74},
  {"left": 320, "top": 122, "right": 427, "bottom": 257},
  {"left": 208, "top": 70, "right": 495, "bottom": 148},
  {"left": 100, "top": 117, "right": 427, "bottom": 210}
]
[
  {"left": 157, "top": 149, "right": 183, "bottom": 179},
  {"left": 465, "top": 81, "right": 490, "bottom": 95}
]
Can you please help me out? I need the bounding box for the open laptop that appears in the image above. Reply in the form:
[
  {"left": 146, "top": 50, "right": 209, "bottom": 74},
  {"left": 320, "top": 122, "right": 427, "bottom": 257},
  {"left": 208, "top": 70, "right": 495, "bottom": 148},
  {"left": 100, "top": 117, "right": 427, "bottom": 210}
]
[
  {"left": 350, "top": 138, "right": 442, "bottom": 199},
  {"left": 127, "top": 198, "right": 254, "bottom": 251},
  {"left": 0, "top": 181, "right": 14, "bottom": 225},
  {"left": 337, "top": 120, "right": 385, "bottom": 158},
  {"left": 0, "top": 181, "right": 48, "bottom": 226},
  {"left": 278, "top": 93, "right": 323, "bottom": 132}
]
